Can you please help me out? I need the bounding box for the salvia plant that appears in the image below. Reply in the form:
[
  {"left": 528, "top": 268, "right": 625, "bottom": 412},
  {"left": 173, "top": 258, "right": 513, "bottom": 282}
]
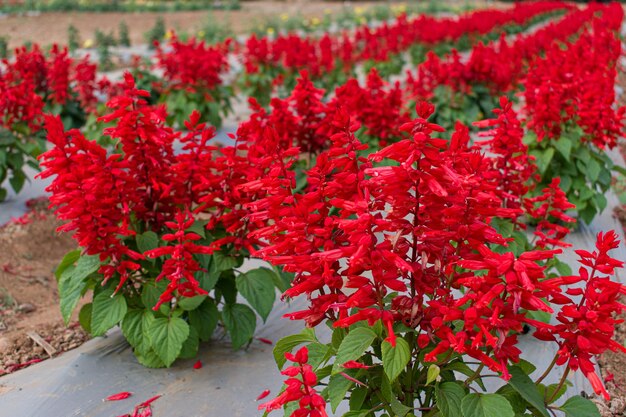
[
  {"left": 0, "top": 44, "right": 101, "bottom": 200},
  {"left": 39, "top": 74, "right": 290, "bottom": 367},
  {"left": 251, "top": 102, "right": 625, "bottom": 417}
]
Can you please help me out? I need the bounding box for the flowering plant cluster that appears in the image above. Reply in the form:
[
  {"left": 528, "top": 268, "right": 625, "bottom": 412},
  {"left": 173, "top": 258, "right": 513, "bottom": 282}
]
[
  {"left": 154, "top": 35, "right": 234, "bottom": 129},
  {"left": 238, "top": 1, "right": 568, "bottom": 105},
  {"left": 405, "top": 4, "right": 603, "bottom": 131},
  {"left": 39, "top": 74, "right": 287, "bottom": 367},
  {"left": 0, "top": 44, "right": 102, "bottom": 200},
  {"left": 254, "top": 102, "right": 625, "bottom": 417},
  {"left": 524, "top": 16, "right": 625, "bottom": 224}
]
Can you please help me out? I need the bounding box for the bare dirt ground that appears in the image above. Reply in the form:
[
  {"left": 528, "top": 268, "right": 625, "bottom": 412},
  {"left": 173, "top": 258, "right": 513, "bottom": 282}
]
[
  {"left": 0, "top": 0, "right": 500, "bottom": 50},
  {"left": 0, "top": 1, "right": 377, "bottom": 49},
  {"left": 0, "top": 199, "right": 86, "bottom": 375}
]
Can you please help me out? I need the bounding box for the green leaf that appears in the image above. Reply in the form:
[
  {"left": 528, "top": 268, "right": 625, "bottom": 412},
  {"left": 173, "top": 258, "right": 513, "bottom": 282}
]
[
  {"left": 222, "top": 303, "right": 257, "bottom": 349},
  {"left": 135, "top": 348, "right": 166, "bottom": 368},
  {"left": 91, "top": 289, "right": 128, "bottom": 336},
  {"left": 436, "top": 382, "right": 466, "bottom": 417},
  {"left": 235, "top": 267, "right": 276, "bottom": 322},
  {"left": 307, "top": 342, "right": 332, "bottom": 370},
  {"left": 178, "top": 326, "right": 200, "bottom": 359},
  {"left": 526, "top": 309, "right": 551, "bottom": 324},
  {"left": 560, "top": 396, "right": 600, "bottom": 417},
  {"left": 141, "top": 279, "right": 167, "bottom": 310},
  {"left": 188, "top": 298, "right": 219, "bottom": 342},
  {"left": 328, "top": 369, "right": 358, "bottom": 412},
  {"left": 586, "top": 159, "right": 601, "bottom": 182},
  {"left": 78, "top": 303, "right": 92, "bottom": 333},
  {"left": 381, "top": 338, "right": 410, "bottom": 382},
  {"left": 273, "top": 328, "right": 317, "bottom": 369},
  {"left": 211, "top": 251, "right": 239, "bottom": 273},
  {"left": 427, "top": 364, "right": 441, "bottom": 385},
  {"left": 55, "top": 249, "right": 81, "bottom": 281},
  {"left": 333, "top": 327, "right": 377, "bottom": 374},
  {"left": 121, "top": 309, "right": 155, "bottom": 354},
  {"left": 178, "top": 295, "right": 206, "bottom": 311},
  {"left": 390, "top": 397, "right": 412, "bottom": 417},
  {"left": 508, "top": 366, "right": 550, "bottom": 417},
  {"left": 148, "top": 316, "right": 189, "bottom": 366},
  {"left": 554, "top": 136, "right": 572, "bottom": 160},
  {"left": 136, "top": 231, "right": 159, "bottom": 254},
  {"left": 497, "top": 385, "right": 526, "bottom": 414},
  {"left": 461, "top": 394, "right": 515, "bottom": 417}
]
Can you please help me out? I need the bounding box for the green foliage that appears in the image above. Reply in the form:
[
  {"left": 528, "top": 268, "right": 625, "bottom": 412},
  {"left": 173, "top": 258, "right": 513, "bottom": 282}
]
[
  {"left": 0, "top": 127, "right": 47, "bottom": 201},
  {"left": 145, "top": 17, "right": 166, "bottom": 49},
  {"left": 526, "top": 126, "right": 615, "bottom": 224},
  {"left": 57, "top": 234, "right": 285, "bottom": 367},
  {"left": 67, "top": 25, "right": 80, "bottom": 52},
  {"left": 119, "top": 20, "right": 131, "bottom": 47}
]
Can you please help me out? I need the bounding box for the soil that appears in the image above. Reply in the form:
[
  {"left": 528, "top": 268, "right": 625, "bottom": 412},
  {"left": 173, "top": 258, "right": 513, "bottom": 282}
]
[
  {"left": 0, "top": 0, "right": 377, "bottom": 49},
  {"left": 0, "top": 199, "right": 85, "bottom": 375}
]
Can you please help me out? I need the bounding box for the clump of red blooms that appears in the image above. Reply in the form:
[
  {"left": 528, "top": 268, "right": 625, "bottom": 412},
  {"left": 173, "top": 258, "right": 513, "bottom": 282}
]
[
  {"left": 259, "top": 346, "right": 327, "bottom": 417},
  {"left": 245, "top": 99, "right": 625, "bottom": 411},
  {"left": 524, "top": 19, "right": 625, "bottom": 149},
  {"left": 37, "top": 73, "right": 270, "bottom": 309},
  {"left": 155, "top": 34, "right": 230, "bottom": 94},
  {"left": 0, "top": 44, "right": 103, "bottom": 131},
  {"left": 239, "top": 69, "right": 411, "bottom": 156}
]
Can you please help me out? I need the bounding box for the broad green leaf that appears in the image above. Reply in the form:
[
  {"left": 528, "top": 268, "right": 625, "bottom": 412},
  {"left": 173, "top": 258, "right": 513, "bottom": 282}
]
[
  {"left": 141, "top": 279, "right": 168, "bottom": 310},
  {"left": 328, "top": 369, "right": 358, "bottom": 412},
  {"left": 121, "top": 309, "right": 155, "bottom": 354},
  {"left": 390, "top": 397, "right": 412, "bottom": 417},
  {"left": 178, "top": 295, "right": 206, "bottom": 311},
  {"left": 461, "top": 393, "right": 515, "bottom": 417},
  {"left": 427, "top": 364, "right": 441, "bottom": 385},
  {"left": 222, "top": 303, "right": 257, "bottom": 349},
  {"left": 136, "top": 231, "right": 159, "bottom": 254},
  {"left": 436, "top": 382, "right": 466, "bottom": 417},
  {"left": 348, "top": 387, "right": 368, "bottom": 412},
  {"left": 58, "top": 266, "right": 89, "bottom": 325},
  {"left": 178, "top": 326, "right": 200, "bottom": 359},
  {"left": 91, "top": 289, "right": 128, "bottom": 336},
  {"left": 497, "top": 385, "right": 526, "bottom": 414},
  {"left": 560, "top": 396, "right": 600, "bottom": 417},
  {"left": 554, "top": 136, "right": 572, "bottom": 160},
  {"left": 78, "top": 303, "right": 92, "bottom": 334},
  {"left": 586, "top": 159, "right": 601, "bottom": 182},
  {"left": 55, "top": 249, "right": 80, "bottom": 281},
  {"left": 273, "top": 328, "right": 317, "bottom": 369},
  {"left": 236, "top": 268, "right": 277, "bottom": 321},
  {"left": 188, "top": 298, "right": 219, "bottom": 342},
  {"left": 148, "top": 316, "right": 189, "bottom": 366},
  {"left": 136, "top": 348, "right": 166, "bottom": 368},
  {"left": 381, "top": 338, "right": 410, "bottom": 382},
  {"left": 446, "top": 361, "right": 486, "bottom": 390},
  {"left": 508, "top": 366, "right": 549, "bottom": 417},
  {"left": 333, "top": 327, "right": 377, "bottom": 374},
  {"left": 307, "top": 342, "right": 332, "bottom": 370},
  {"left": 211, "top": 251, "right": 239, "bottom": 273}
]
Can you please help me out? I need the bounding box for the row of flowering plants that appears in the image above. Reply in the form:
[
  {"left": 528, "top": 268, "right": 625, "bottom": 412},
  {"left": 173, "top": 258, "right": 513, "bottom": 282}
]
[
  {"left": 0, "top": 44, "right": 101, "bottom": 200},
  {"left": 523, "top": 15, "right": 626, "bottom": 225},
  {"left": 255, "top": 101, "right": 625, "bottom": 417},
  {"left": 237, "top": 1, "right": 570, "bottom": 106},
  {"left": 38, "top": 74, "right": 290, "bottom": 367}
]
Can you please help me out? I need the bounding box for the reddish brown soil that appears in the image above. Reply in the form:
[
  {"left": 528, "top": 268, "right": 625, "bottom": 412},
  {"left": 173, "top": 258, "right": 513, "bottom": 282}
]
[
  {"left": 0, "top": 0, "right": 376, "bottom": 49},
  {"left": 0, "top": 200, "right": 85, "bottom": 375}
]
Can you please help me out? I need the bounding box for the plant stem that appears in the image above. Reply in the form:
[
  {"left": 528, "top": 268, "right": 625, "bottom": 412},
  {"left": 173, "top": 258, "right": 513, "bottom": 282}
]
[
  {"left": 536, "top": 354, "right": 558, "bottom": 385},
  {"left": 547, "top": 368, "right": 570, "bottom": 404},
  {"left": 465, "top": 364, "right": 485, "bottom": 387}
]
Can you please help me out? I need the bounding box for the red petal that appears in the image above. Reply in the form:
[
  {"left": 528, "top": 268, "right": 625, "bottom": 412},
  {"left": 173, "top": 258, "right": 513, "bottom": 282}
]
[
  {"left": 256, "top": 389, "right": 271, "bottom": 401},
  {"left": 104, "top": 391, "right": 133, "bottom": 401},
  {"left": 193, "top": 360, "right": 202, "bottom": 370}
]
